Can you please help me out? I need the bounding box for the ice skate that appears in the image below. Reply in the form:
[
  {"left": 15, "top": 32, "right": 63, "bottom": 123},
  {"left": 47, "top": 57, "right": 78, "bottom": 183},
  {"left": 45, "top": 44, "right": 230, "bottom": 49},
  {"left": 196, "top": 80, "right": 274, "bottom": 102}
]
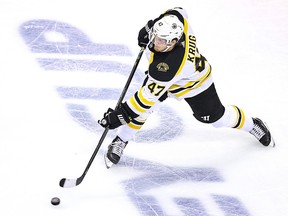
[
  {"left": 104, "top": 136, "right": 128, "bottom": 169},
  {"left": 249, "top": 117, "right": 275, "bottom": 147}
]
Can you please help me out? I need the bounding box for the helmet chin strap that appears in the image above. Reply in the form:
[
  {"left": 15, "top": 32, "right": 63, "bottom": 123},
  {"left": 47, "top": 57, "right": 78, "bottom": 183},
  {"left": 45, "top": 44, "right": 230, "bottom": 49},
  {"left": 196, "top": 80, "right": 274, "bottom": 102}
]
[{"left": 161, "top": 44, "right": 172, "bottom": 52}]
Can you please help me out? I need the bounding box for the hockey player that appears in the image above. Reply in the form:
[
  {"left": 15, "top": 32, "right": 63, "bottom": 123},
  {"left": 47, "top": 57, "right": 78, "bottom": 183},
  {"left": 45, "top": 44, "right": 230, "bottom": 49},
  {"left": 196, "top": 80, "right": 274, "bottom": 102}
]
[{"left": 98, "top": 7, "right": 274, "bottom": 168}]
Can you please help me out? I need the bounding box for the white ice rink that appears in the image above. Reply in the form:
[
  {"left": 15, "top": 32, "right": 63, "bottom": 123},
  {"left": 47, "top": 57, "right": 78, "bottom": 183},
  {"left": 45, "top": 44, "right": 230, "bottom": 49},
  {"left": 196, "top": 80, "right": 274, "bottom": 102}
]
[{"left": 1, "top": 0, "right": 288, "bottom": 215}]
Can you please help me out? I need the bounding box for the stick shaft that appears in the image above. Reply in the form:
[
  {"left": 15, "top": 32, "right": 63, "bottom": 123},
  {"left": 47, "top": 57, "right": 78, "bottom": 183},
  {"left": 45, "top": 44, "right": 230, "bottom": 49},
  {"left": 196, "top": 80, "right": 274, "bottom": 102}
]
[{"left": 60, "top": 47, "right": 145, "bottom": 187}]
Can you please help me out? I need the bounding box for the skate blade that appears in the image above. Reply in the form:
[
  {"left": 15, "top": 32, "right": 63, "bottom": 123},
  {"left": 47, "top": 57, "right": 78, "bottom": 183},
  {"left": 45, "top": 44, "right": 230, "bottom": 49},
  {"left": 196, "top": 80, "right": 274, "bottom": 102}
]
[
  {"left": 104, "top": 154, "right": 114, "bottom": 169},
  {"left": 270, "top": 136, "right": 276, "bottom": 148},
  {"left": 264, "top": 121, "right": 276, "bottom": 148}
]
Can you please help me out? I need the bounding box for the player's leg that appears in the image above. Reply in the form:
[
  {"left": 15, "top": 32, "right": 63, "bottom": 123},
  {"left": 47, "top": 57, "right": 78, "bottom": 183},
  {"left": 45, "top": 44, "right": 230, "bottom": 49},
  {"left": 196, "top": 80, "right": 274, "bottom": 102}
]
[
  {"left": 184, "top": 83, "right": 274, "bottom": 146},
  {"left": 104, "top": 100, "right": 163, "bottom": 167}
]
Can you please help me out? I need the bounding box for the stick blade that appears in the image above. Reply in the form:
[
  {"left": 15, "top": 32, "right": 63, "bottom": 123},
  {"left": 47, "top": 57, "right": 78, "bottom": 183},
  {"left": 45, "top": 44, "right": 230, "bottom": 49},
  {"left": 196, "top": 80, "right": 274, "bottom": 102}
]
[{"left": 59, "top": 178, "right": 77, "bottom": 188}]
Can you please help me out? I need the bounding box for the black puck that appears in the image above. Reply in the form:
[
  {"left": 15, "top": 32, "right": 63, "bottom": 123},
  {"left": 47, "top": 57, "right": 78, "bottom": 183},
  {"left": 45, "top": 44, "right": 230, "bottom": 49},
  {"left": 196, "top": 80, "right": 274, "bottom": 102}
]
[{"left": 51, "top": 197, "right": 60, "bottom": 205}]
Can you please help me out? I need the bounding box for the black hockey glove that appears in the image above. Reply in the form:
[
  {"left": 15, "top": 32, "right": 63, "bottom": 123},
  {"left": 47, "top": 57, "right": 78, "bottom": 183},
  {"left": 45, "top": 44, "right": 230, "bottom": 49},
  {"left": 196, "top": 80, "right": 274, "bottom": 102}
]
[
  {"left": 138, "top": 20, "right": 154, "bottom": 48},
  {"left": 98, "top": 105, "right": 130, "bottom": 129}
]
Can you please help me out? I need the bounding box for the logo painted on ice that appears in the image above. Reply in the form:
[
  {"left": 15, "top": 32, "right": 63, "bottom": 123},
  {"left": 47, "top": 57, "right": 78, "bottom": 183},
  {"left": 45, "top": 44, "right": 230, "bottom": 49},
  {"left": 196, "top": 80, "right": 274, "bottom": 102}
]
[
  {"left": 118, "top": 156, "right": 250, "bottom": 216},
  {"left": 19, "top": 19, "right": 250, "bottom": 216},
  {"left": 19, "top": 19, "right": 182, "bottom": 142}
]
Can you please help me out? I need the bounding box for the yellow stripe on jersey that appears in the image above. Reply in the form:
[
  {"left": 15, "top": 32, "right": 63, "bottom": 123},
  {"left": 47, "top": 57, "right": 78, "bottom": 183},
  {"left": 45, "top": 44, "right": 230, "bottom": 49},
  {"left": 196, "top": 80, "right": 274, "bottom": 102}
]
[
  {"left": 127, "top": 118, "right": 146, "bottom": 130},
  {"left": 169, "top": 64, "right": 212, "bottom": 97},
  {"left": 138, "top": 87, "right": 155, "bottom": 106},
  {"left": 129, "top": 88, "right": 155, "bottom": 114},
  {"left": 232, "top": 105, "right": 245, "bottom": 129},
  {"left": 129, "top": 97, "right": 146, "bottom": 113},
  {"left": 149, "top": 52, "right": 154, "bottom": 64},
  {"left": 127, "top": 120, "right": 143, "bottom": 130},
  {"left": 192, "top": 65, "right": 211, "bottom": 86},
  {"left": 175, "top": 18, "right": 189, "bottom": 77},
  {"left": 128, "top": 123, "right": 142, "bottom": 130}
]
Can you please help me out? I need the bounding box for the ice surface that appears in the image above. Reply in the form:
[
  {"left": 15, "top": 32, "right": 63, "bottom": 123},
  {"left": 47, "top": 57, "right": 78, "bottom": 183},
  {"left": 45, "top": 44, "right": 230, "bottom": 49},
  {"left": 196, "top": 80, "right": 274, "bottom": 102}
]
[{"left": 1, "top": 0, "right": 288, "bottom": 215}]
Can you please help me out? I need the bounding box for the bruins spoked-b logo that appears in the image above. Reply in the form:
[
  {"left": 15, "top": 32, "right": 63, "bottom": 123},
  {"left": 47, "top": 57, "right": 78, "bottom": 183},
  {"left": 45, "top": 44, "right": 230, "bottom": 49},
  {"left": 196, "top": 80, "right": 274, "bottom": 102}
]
[
  {"left": 171, "top": 23, "right": 177, "bottom": 29},
  {"left": 157, "top": 62, "right": 169, "bottom": 72}
]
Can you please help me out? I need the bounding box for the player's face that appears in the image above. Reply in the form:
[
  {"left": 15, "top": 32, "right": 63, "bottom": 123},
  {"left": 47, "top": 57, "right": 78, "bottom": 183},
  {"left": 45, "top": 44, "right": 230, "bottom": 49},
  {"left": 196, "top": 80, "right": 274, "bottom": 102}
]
[{"left": 153, "top": 35, "right": 168, "bottom": 52}]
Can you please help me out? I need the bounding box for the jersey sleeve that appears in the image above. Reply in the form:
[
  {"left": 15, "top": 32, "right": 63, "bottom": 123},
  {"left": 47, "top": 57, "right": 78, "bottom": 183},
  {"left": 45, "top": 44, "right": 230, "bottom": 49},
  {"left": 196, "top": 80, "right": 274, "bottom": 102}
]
[{"left": 124, "top": 76, "right": 170, "bottom": 117}]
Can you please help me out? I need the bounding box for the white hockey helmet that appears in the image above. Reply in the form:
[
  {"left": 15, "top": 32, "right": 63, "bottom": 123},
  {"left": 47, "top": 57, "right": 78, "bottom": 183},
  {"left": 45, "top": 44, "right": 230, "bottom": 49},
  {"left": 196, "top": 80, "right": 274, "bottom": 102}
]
[{"left": 151, "top": 15, "right": 184, "bottom": 45}]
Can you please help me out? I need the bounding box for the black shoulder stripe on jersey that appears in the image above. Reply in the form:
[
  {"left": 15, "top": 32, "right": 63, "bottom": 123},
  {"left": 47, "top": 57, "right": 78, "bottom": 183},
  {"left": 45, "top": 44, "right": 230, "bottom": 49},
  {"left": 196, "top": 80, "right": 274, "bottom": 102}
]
[{"left": 149, "top": 46, "right": 185, "bottom": 82}]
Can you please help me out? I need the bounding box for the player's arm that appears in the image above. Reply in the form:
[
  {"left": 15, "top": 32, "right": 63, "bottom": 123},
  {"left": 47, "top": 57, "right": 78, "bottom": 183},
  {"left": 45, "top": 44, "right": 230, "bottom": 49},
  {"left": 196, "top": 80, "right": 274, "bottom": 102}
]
[
  {"left": 123, "top": 77, "right": 169, "bottom": 117},
  {"left": 98, "top": 77, "right": 169, "bottom": 130}
]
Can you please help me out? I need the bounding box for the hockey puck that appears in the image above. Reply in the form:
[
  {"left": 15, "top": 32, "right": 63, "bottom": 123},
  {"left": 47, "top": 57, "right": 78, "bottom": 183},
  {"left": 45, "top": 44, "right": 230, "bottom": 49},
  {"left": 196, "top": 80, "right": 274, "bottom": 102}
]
[{"left": 51, "top": 197, "right": 60, "bottom": 205}]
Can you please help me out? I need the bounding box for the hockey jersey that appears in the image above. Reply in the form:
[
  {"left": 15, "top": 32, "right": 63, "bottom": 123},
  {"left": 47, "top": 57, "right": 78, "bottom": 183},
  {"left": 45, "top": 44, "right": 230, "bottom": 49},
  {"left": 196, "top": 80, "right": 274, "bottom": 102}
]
[{"left": 124, "top": 7, "right": 213, "bottom": 119}]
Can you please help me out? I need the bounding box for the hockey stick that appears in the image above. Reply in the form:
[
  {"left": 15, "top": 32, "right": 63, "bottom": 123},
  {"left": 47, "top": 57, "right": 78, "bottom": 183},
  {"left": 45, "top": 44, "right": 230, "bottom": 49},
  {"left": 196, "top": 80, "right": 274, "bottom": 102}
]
[{"left": 59, "top": 47, "right": 145, "bottom": 188}]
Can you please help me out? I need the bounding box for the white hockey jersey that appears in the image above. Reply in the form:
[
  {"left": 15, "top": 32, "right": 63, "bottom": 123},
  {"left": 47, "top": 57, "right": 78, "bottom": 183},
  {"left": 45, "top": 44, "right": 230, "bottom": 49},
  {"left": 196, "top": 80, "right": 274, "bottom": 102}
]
[{"left": 124, "top": 8, "right": 213, "bottom": 119}]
